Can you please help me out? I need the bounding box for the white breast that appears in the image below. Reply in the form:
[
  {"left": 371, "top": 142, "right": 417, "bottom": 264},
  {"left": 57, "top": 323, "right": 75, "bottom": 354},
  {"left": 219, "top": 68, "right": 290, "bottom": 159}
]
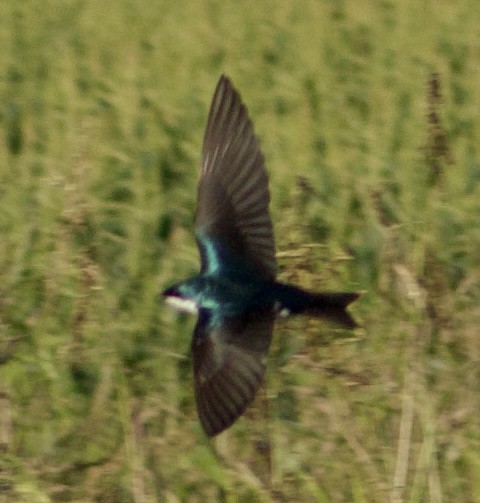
[{"left": 165, "top": 296, "right": 199, "bottom": 315}]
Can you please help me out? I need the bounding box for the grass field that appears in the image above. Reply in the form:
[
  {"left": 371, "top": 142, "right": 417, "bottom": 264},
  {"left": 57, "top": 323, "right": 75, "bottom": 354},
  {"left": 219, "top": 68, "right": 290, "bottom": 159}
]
[{"left": 1, "top": 0, "right": 480, "bottom": 501}]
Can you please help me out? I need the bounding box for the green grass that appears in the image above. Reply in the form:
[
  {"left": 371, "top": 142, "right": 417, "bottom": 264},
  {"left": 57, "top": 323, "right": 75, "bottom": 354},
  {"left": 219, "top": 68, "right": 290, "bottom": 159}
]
[{"left": 1, "top": 0, "right": 480, "bottom": 501}]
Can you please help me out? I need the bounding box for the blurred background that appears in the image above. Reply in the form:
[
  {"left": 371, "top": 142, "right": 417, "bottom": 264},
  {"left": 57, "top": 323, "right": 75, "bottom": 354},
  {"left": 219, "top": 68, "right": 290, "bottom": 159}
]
[{"left": 1, "top": 0, "right": 480, "bottom": 501}]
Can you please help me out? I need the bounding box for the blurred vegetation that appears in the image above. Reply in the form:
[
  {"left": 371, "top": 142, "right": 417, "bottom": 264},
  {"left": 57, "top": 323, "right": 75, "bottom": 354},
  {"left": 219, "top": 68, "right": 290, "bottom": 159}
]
[{"left": 1, "top": 0, "right": 480, "bottom": 501}]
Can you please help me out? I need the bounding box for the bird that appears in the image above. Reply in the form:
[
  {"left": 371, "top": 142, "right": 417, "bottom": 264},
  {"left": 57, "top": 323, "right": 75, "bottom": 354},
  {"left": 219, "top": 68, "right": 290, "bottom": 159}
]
[{"left": 163, "top": 75, "right": 360, "bottom": 437}]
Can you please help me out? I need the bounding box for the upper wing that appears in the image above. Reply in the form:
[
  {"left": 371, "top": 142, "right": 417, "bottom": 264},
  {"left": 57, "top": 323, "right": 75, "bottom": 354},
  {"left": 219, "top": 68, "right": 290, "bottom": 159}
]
[
  {"left": 192, "top": 307, "right": 274, "bottom": 436},
  {"left": 195, "top": 75, "right": 276, "bottom": 280}
]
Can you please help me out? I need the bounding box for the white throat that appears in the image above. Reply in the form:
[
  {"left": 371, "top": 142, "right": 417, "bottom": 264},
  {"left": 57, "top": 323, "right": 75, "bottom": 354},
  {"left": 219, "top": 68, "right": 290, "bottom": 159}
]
[{"left": 165, "top": 296, "right": 199, "bottom": 315}]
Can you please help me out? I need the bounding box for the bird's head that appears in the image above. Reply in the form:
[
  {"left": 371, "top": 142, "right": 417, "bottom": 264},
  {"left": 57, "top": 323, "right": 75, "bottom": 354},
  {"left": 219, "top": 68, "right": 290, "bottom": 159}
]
[{"left": 162, "top": 282, "right": 199, "bottom": 315}]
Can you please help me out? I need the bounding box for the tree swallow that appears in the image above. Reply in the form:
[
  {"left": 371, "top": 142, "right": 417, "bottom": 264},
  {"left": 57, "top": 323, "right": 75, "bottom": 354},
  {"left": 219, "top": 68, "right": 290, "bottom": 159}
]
[{"left": 163, "top": 75, "right": 359, "bottom": 437}]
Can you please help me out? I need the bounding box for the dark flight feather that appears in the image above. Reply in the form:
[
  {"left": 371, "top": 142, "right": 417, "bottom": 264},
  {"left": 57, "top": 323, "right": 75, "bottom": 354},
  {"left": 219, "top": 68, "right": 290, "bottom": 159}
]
[
  {"left": 195, "top": 76, "right": 276, "bottom": 280},
  {"left": 192, "top": 308, "right": 274, "bottom": 436}
]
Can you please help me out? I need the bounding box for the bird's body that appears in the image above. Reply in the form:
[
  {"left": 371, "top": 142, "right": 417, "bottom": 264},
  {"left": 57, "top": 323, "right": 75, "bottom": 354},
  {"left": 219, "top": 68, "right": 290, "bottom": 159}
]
[
  {"left": 163, "top": 75, "right": 359, "bottom": 436},
  {"left": 165, "top": 275, "right": 358, "bottom": 326}
]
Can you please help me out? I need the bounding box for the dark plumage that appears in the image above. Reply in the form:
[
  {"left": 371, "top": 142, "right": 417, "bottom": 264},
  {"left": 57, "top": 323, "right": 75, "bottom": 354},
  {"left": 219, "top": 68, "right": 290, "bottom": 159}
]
[{"left": 163, "top": 76, "right": 359, "bottom": 436}]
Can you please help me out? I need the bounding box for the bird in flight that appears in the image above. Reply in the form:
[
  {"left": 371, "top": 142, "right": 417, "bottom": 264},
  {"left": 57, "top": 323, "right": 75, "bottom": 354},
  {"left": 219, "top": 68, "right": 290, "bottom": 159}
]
[{"left": 163, "top": 75, "right": 359, "bottom": 437}]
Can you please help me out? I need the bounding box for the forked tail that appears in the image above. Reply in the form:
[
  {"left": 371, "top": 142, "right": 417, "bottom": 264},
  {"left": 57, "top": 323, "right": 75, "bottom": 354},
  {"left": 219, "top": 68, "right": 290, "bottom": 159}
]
[{"left": 273, "top": 283, "right": 360, "bottom": 328}]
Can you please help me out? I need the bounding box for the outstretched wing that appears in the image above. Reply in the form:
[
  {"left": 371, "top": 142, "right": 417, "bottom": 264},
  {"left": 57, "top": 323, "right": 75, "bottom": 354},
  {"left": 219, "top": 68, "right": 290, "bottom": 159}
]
[
  {"left": 195, "top": 75, "right": 276, "bottom": 280},
  {"left": 192, "top": 308, "right": 274, "bottom": 436}
]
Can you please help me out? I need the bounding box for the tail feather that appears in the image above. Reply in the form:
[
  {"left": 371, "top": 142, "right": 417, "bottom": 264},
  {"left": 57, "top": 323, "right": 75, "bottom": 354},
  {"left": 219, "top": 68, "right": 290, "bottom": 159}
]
[
  {"left": 273, "top": 283, "right": 360, "bottom": 328},
  {"left": 303, "top": 292, "right": 360, "bottom": 328}
]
